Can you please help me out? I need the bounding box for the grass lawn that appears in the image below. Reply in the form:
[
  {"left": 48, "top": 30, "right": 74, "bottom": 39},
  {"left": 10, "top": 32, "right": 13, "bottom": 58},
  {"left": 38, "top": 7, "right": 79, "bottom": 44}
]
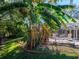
[{"left": 0, "top": 38, "right": 78, "bottom": 59}]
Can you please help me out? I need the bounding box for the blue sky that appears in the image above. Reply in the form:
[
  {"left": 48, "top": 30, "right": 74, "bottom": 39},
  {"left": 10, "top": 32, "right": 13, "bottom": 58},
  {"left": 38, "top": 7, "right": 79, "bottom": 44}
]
[
  {"left": 73, "top": 0, "right": 79, "bottom": 5},
  {"left": 45, "top": 0, "right": 79, "bottom": 5},
  {"left": 57, "top": 0, "right": 70, "bottom": 5},
  {"left": 57, "top": 0, "right": 79, "bottom": 5}
]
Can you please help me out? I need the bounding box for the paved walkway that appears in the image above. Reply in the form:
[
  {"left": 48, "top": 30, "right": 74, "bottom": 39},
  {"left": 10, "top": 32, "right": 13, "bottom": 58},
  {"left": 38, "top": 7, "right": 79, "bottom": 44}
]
[
  {"left": 49, "top": 37, "right": 79, "bottom": 46},
  {"left": 48, "top": 37, "right": 79, "bottom": 56}
]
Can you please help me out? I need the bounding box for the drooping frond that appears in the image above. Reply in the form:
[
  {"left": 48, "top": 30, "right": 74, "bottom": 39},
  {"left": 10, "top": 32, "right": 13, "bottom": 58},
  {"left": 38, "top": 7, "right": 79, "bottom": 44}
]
[
  {"left": 57, "top": 5, "right": 75, "bottom": 9},
  {"left": 0, "top": 2, "right": 76, "bottom": 31},
  {"left": 36, "top": 3, "right": 76, "bottom": 29}
]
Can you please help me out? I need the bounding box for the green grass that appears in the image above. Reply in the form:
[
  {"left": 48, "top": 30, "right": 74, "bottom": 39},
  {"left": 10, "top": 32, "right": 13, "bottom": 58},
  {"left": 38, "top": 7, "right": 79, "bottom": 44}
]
[{"left": 0, "top": 38, "right": 78, "bottom": 59}]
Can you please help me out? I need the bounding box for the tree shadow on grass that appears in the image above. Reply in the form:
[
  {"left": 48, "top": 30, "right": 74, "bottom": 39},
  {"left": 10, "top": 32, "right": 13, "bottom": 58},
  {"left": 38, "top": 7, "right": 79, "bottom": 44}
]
[{"left": 0, "top": 47, "right": 78, "bottom": 59}]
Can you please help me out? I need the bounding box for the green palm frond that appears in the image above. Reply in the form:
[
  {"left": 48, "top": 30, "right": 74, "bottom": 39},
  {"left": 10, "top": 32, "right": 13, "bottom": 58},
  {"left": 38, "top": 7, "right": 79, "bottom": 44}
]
[
  {"left": 41, "top": 11, "right": 61, "bottom": 27},
  {"left": 37, "top": 3, "right": 76, "bottom": 30},
  {"left": 38, "top": 3, "right": 62, "bottom": 11},
  {"left": 0, "top": 2, "right": 76, "bottom": 31},
  {"left": 61, "top": 12, "right": 76, "bottom": 22},
  {"left": 55, "top": 14, "right": 68, "bottom": 29},
  {"left": 41, "top": 12, "right": 60, "bottom": 30},
  {"left": 57, "top": 5, "right": 75, "bottom": 9},
  {"left": 42, "top": 16, "right": 59, "bottom": 30},
  {"left": 37, "top": 3, "right": 75, "bottom": 22}
]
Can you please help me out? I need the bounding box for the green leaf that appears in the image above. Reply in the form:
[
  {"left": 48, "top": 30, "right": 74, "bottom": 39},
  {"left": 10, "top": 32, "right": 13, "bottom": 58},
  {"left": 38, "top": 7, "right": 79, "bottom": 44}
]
[
  {"left": 62, "top": 12, "right": 76, "bottom": 22},
  {"left": 57, "top": 5, "right": 75, "bottom": 9},
  {"left": 0, "top": 3, "right": 28, "bottom": 13},
  {"left": 37, "top": 3, "right": 62, "bottom": 11},
  {"left": 41, "top": 11, "right": 61, "bottom": 27}
]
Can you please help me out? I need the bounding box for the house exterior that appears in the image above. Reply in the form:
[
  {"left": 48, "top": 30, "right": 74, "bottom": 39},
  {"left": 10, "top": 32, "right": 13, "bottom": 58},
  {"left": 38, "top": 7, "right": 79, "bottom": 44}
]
[{"left": 57, "top": 23, "right": 79, "bottom": 40}]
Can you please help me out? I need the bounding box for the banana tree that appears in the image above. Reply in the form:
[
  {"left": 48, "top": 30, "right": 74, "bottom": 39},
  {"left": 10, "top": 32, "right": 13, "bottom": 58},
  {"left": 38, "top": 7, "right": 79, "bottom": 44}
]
[{"left": 0, "top": 0, "right": 76, "bottom": 50}]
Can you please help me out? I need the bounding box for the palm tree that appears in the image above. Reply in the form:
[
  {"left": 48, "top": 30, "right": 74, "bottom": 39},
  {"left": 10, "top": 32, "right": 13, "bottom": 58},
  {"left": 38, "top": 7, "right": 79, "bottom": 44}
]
[{"left": 0, "top": 0, "right": 76, "bottom": 50}]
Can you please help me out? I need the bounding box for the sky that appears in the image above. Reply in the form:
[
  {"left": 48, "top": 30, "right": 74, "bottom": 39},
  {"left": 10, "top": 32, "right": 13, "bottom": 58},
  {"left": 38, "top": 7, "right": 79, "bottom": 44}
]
[
  {"left": 57, "top": 0, "right": 79, "bottom": 5},
  {"left": 45, "top": 0, "right": 79, "bottom": 6},
  {"left": 73, "top": 0, "right": 79, "bottom": 5}
]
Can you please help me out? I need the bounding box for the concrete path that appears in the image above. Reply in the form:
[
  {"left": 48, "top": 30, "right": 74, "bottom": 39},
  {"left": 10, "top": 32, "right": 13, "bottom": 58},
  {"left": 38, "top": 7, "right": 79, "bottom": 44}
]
[{"left": 49, "top": 37, "right": 79, "bottom": 46}]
